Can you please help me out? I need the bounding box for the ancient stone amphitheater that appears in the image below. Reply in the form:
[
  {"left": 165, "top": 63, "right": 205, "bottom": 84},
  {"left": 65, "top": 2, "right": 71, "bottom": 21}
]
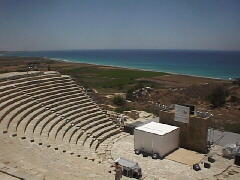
[{"left": 0, "top": 71, "right": 127, "bottom": 180}]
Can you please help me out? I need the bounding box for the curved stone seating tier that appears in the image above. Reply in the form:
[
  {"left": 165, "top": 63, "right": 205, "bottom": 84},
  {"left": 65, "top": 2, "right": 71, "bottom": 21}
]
[
  {"left": 59, "top": 110, "right": 104, "bottom": 140},
  {"left": 35, "top": 101, "right": 96, "bottom": 140},
  {"left": 0, "top": 72, "right": 52, "bottom": 86},
  {"left": 0, "top": 79, "right": 78, "bottom": 107},
  {"left": 81, "top": 117, "right": 110, "bottom": 132},
  {"left": 6, "top": 100, "right": 40, "bottom": 131},
  {"left": 90, "top": 125, "right": 118, "bottom": 145},
  {"left": 19, "top": 81, "right": 77, "bottom": 96},
  {"left": 15, "top": 75, "right": 72, "bottom": 86},
  {"left": 0, "top": 93, "right": 31, "bottom": 113},
  {"left": 40, "top": 105, "right": 96, "bottom": 141},
  {"left": 76, "top": 117, "right": 111, "bottom": 144},
  {"left": 0, "top": 88, "right": 21, "bottom": 102},
  {"left": 79, "top": 120, "right": 114, "bottom": 149},
  {"left": 0, "top": 88, "right": 83, "bottom": 132},
  {"left": 7, "top": 101, "right": 44, "bottom": 133},
  {"left": 22, "top": 97, "right": 93, "bottom": 138},
  {"left": 60, "top": 114, "right": 107, "bottom": 144},
  {"left": 51, "top": 107, "right": 100, "bottom": 142},
  {"left": 93, "top": 129, "right": 121, "bottom": 151},
  {"left": 0, "top": 73, "right": 62, "bottom": 88},
  {"left": 22, "top": 103, "right": 93, "bottom": 142},
  {"left": 69, "top": 114, "right": 105, "bottom": 145},
  {"left": 12, "top": 79, "right": 74, "bottom": 97},
  {"left": 17, "top": 77, "right": 75, "bottom": 91},
  {"left": 45, "top": 102, "right": 96, "bottom": 133},
  {"left": 1, "top": 87, "right": 81, "bottom": 119},
  {"left": 15, "top": 77, "right": 73, "bottom": 91},
  {"left": 0, "top": 71, "right": 122, "bottom": 163},
  {"left": 43, "top": 105, "right": 98, "bottom": 141},
  {"left": 81, "top": 120, "right": 113, "bottom": 144},
  {"left": 1, "top": 95, "right": 37, "bottom": 124},
  {"left": 8, "top": 92, "right": 87, "bottom": 134},
  {"left": 50, "top": 107, "right": 102, "bottom": 142},
  {"left": 96, "top": 132, "right": 129, "bottom": 158},
  {"left": 19, "top": 84, "right": 80, "bottom": 99},
  {"left": 32, "top": 97, "right": 89, "bottom": 129},
  {"left": 0, "top": 85, "right": 16, "bottom": 94},
  {"left": 0, "top": 95, "right": 34, "bottom": 131},
  {"left": 48, "top": 98, "right": 91, "bottom": 113},
  {"left": 40, "top": 93, "right": 86, "bottom": 109},
  {"left": 7, "top": 89, "right": 83, "bottom": 131},
  {"left": 36, "top": 99, "right": 93, "bottom": 135}
]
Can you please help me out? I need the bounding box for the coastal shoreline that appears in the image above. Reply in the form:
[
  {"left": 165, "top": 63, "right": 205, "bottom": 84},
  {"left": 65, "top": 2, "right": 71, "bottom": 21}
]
[
  {"left": 3, "top": 54, "right": 229, "bottom": 81},
  {"left": 50, "top": 57, "right": 221, "bottom": 80},
  {"left": 47, "top": 57, "right": 231, "bottom": 81},
  {"left": 0, "top": 55, "right": 239, "bottom": 134},
  {"left": 3, "top": 48, "right": 238, "bottom": 81}
]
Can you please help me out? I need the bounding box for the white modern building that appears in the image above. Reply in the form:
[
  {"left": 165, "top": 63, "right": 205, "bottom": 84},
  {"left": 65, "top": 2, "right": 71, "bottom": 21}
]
[{"left": 134, "top": 122, "right": 180, "bottom": 158}]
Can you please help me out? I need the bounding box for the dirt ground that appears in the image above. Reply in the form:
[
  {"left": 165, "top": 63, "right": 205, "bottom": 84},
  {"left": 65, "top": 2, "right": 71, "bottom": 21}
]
[
  {"left": 111, "top": 135, "right": 240, "bottom": 180},
  {"left": 1, "top": 131, "right": 240, "bottom": 180}
]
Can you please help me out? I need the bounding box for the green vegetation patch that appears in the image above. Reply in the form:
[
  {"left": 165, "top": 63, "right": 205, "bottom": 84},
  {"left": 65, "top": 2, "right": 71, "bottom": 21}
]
[
  {"left": 207, "top": 86, "right": 229, "bottom": 108},
  {"left": 63, "top": 66, "right": 167, "bottom": 93}
]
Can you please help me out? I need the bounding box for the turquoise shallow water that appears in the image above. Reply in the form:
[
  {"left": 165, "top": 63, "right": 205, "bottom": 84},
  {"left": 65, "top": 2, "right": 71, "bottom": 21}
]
[{"left": 6, "top": 49, "right": 240, "bottom": 80}]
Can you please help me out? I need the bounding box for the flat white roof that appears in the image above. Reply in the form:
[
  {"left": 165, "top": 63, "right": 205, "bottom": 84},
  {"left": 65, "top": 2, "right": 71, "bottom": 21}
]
[{"left": 135, "top": 122, "right": 179, "bottom": 136}]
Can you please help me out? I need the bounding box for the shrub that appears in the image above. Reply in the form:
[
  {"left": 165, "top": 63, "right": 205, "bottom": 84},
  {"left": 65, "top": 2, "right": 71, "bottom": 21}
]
[
  {"left": 229, "top": 95, "right": 239, "bottom": 103},
  {"left": 113, "top": 95, "right": 126, "bottom": 106},
  {"left": 207, "top": 86, "right": 229, "bottom": 108},
  {"left": 232, "top": 78, "right": 240, "bottom": 86},
  {"left": 115, "top": 105, "right": 132, "bottom": 113},
  {"left": 126, "top": 88, "right": 135, "bottom": 101},
  {"left": 126, "top": 83, "right": 144, "bottom": 101}
]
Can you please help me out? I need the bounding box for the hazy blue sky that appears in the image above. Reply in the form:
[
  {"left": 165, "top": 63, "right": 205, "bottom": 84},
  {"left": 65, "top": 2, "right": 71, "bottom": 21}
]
[{"left": 0, "top": 0, "right": 240, "bottom": 51}]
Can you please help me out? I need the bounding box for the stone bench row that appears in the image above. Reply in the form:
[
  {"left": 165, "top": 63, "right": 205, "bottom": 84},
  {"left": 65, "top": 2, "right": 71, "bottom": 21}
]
[
  {"left": 0, "top": 87, "right": 83, "bottom": 126},
  {"left": 0, "top": 72, "right": 60, "bottom": 87},
  {"left": 0, "top": 75, "right": 74, "bottom": 100}
]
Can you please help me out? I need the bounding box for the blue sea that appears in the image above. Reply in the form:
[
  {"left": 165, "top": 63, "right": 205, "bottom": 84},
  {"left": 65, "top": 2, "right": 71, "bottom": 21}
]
[{"left": 5, "top": 49, "right": 240, "bottom": 80}]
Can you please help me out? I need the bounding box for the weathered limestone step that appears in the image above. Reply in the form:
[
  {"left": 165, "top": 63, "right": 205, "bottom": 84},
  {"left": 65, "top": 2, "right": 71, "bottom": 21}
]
[
  {"left": 20, "top": 82, "right": 78, "bottom": 97},
  {"left": 50, "top": 99, "right": 91, "bottom": 114},
  {"left": 10, "top": 74, "right": 66, "bottom": 88},
  {"left": 61, "top": 112, "right": 104, "bottom": 143},
  {"left": 26, "top": 110, "right": 55, "bottom": 142},
  {"left": 0, "top": 88, "right": 21, "bottom": 102},
  {"left": 91, "top": 125, "right": 118, "bottom": 140},
  {"left": 27, "top": 87, "right": 81, "bottom": 100},
  {"left": 0, "top": 96, "right": 33, "bottom": 131},
  {"left": 0, "top": 71, "right": 45, "bottom": 86},
  {"left": 81, "top": 120, "right": 113, "bottom": 144},
  {"left": 16, "top": 76, "right": 74, "bottom": 90},
  {"left": 53, "top": 108, "right": 102, "bottom": 143},
  {"left": 94, "top": 129, "right": 121, "bottom": 150},
  {"left": 68, "top": 142, "right": 99, "bottom": 161},
  {"left": 17, "top": 107, "right": 50, "bottom": 138},
  {"left": 33, "top": 98, "right": 90, "bottom": 138},
  {"left": 0, "top": 86, "right": 81, "bottom": 126},
  {"left": 5, "top": 100, "right": 39, "bottom": 133},
  {"left": 9, "top": 92, "right": 85, "bottom": 134},
  {"left": 15, "top": 89, "right": 83, "bottom": 134},
  {"left": 47, "top": 103, "right": 97, "bottom": 134},
  {"left": 0, "top": 86, "right": 16, "bottom": 98},
  {"left": 0, "top": 93, "right": 30, "bottom": 113},
  {"left": 46, "top": 95, "right": 86, "bottom": 109}
]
